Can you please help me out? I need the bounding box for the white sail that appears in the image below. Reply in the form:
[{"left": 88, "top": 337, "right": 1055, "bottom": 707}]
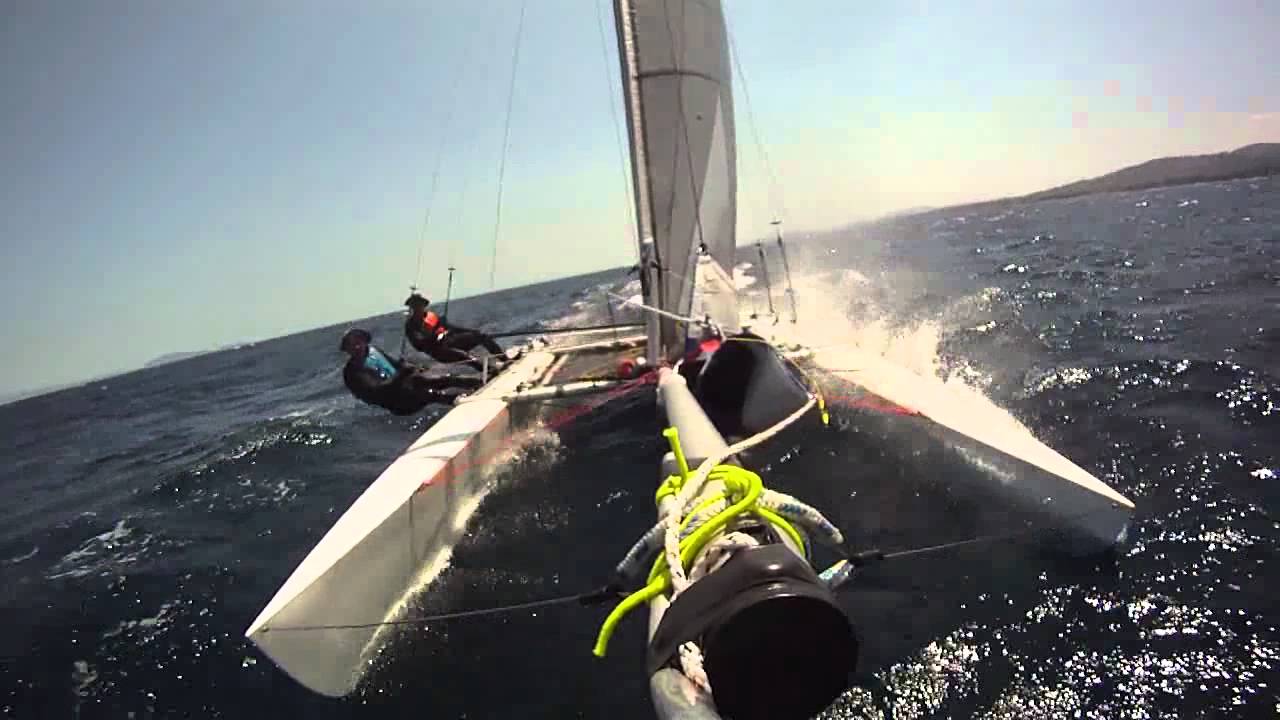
[{"left": 614, "top": 0, "right": 738, "bottom": 360}]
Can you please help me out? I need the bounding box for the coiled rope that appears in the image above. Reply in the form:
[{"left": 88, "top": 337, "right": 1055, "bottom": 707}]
[{"left": 591, "top": 366, "right": 833, "bottom": 699}]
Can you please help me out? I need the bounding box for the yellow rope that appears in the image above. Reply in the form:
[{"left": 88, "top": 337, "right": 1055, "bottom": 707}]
[
  {"left": 595, "top": 462, "right": 807, "bottom": 657},
  {"left": 594, "top": 336, "right": 829, "bottom": 658},
  {"left": 663, "top": 427, "right": 692, "bottom": 480}
]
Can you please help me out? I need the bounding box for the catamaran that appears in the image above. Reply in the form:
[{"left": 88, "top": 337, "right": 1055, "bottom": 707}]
[{"left": 246, "top": 1, "right": 1135, "bottom": 717}]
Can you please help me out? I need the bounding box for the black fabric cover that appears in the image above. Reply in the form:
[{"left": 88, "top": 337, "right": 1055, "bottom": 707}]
[
  {"left": 693, "top": 332, "right": 810, "bottom": 439},
  {"left": 646, "top": 544, "right": 858, "bottom": 720}
]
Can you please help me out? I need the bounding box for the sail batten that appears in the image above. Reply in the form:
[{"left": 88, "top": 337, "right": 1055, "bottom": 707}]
[
  {"left": 614, "top": 0, "right": 738, "bottom": 360},
  {"left": 637, "top": 70, "right": 721, "bottom": 82}
]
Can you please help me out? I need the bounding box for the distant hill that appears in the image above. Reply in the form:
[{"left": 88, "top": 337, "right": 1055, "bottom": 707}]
[
  {"left": 880, "top": 205, "right": 938, "bottom": 220},
  {"left": 909, "top": 143, "right": 1280, "bottom": 219},
  {"left": 144, "top": 350, "right": 212, "bottom": 368},
  {"left": 1022, "top": 143, "right": 1280, "bottom": 202},
  {"left": 0, "top": 385, "right": 67, "bottom": 407},
  {"left": 5, "top": 343, "right": 251, "bottom": 407},
  {"left": 144, "top": 342, "right": 252, "bottom": 369},
  {"left": 0, "top": 375, "right": 113, "bottom": 407}
]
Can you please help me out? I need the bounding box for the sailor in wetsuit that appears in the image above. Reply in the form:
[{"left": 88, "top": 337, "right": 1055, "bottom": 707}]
[
  {"left": 339, "top": 328, "right": 483, "bottom": 416},
  {"left": 402, "top": 293, "right": 509, "bottom": 373}
]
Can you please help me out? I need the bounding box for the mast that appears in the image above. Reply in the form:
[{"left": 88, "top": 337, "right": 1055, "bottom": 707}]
[{"left": 613, "top": 0, "right": 661, "bottom": 366}]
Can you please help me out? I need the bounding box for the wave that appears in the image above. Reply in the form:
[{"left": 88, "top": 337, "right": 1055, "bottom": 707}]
[
  {"left": 3, "top": 545, "right": 39, "bottom": 565},
  {"left": 145, "top": 413, "right": 335, "bottom": 516},
  {"left": 547, "top": 276, "right": 642, "bottom": 330},
  {"left": 44, "top": 517, "right": 179, "bottom": 581}
]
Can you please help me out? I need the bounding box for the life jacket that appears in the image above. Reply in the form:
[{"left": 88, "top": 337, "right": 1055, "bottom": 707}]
[
  {"left": 420, "top": 311, "right": 449, "bottom": 339},
  {"left": 362, "top": 346, "right": 398, "bottom": 381}
]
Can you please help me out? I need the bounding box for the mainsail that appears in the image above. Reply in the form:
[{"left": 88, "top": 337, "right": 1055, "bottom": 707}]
[{"left": 614, "top": 0, "right": 739, "bottom": 362}]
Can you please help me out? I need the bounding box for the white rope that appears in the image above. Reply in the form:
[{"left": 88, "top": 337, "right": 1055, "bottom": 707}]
[
  {"left": 689, "top": 531, "right": 758, "bottom": 583},
  {"left": 662, "top": 487, "right": 699, "bottom": 687},
  {"left": 607, "top": 292, "right": 713, "bottom": 329},
  {"left": 677, "top": 643, "right": 711, "bottom": 692}
]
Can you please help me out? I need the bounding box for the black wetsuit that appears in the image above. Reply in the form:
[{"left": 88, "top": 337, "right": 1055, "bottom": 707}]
[
  {"left": 404, "top": 312, "right": 505, "bottom": 372},
  {"left": 343, "top": 346, "right": 484, "bottom": 416}
]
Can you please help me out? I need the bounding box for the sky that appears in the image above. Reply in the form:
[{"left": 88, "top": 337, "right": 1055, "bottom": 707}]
[{"left": 1, "top": 0, "right": 1276, "bottom": 398}]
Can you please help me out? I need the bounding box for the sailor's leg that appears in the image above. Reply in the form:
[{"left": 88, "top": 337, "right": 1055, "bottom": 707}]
[
  {"left": 479, "top": 334, "right": 506, "bottom": 357},
  {"left": 411, "top": 372, "right": 484, "bottom": 392},
  {"left": 429, "top": 344, "right": 485, "bottom": 372},
  {"left": 441, "top": 328, "right": 482, "bottom": 353},
  {"left": 445, "top": 329, "right": 508, "bottom": 361},
  {"left": 451, "top": 375, "right": 485, "bottom": 390},
  {"left": 390, "top": 375, "right": 442, "bottom": 413}
]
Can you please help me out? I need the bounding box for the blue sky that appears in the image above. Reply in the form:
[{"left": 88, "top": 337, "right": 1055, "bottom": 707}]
[{"left": 1, "top": 0, "right": 1276, "bottom": 397}]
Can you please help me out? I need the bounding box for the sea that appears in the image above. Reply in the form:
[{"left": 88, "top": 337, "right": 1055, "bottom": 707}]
[{"left": 2, "top": 177, "right": 1276, "bottom": 719}]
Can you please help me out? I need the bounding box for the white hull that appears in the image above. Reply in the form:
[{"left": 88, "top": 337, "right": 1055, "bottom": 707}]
[
  {"left": 750, "top": 322, "right": 1134, "bottom": 549},
  {"left": 245, "top": 329, "right": 651, "bottom": 696},
  {"left": 245, "top": 348, "right": 558, "bottom": 697}
]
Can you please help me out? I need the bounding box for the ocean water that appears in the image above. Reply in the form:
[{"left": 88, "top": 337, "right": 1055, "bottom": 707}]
[{"left": 2, "top": 177, "right": 1277, "bottom": 719}]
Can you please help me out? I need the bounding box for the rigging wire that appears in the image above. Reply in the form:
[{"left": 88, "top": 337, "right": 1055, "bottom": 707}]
[
  {"left": 449, "top": 146, "right": 475, "bottom": 268},
  {"left": 724, "top": 10, "right": 786, "bottom": 226},
  {"left": 413, "top": 16, "right": 482, "bottom": 287},
  {"left": 404, "top": 79, "right": 464, "bottom": 359},
  {"left": 594, "top": 0, "right": 638, "bottom": 259},
  {"left": 261, "top": 502, "right": 1124, "bottom": 634},
  {"left": 402, "top": 18, "right": 481, "bottom": 357},
  {"left": 847, "top": 506, "right": 1124, "bottom": 571},
  {"left": 259, "top": 593, "right": 589, "bottom": 633},
  {"left": 446, "top": 14, "right": 506, "bottom": 291},
  {"left": 607, "top": 291, "right": 715, "bottom": 329},
  {"left": 412, "top": 73, "right": 462, "bottom": 290},
  {"left": 489, "top": 0, "right": 529, "bottom": 290}
]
